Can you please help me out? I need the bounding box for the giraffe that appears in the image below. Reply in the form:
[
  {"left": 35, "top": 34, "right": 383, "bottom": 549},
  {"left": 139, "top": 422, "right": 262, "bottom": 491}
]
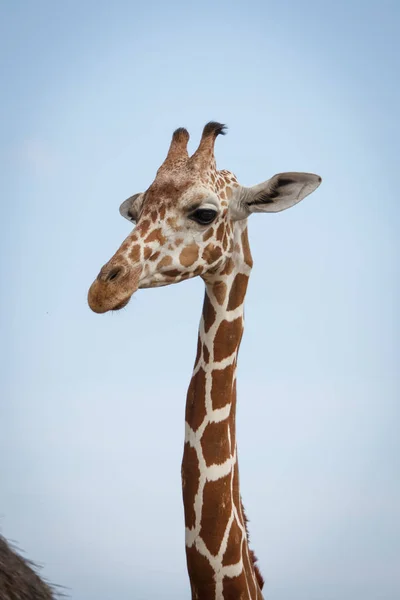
[{"left": 88, "top": 122, "right": 321, "bottom": 599}]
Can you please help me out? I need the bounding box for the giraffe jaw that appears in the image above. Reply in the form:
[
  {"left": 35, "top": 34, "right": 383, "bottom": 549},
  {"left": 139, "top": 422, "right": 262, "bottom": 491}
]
[
  {"left": 112, "top": 297, "right": 131, "bottom": 311},
  {"left": 87, "top": 287, "right": 134, "bottom": 313}
]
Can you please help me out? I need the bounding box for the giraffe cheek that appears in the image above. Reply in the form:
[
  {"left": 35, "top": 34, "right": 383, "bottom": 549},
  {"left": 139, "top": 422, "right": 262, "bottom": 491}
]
[
  {"left": 202, "top": 243, "right": 223, "bottom": 264},
  {"left": 157, "top": 255, "right": 173, "bottom": 269},
  {"left": 129, "top": 244, "right": 141, "bottom": 262},
  {"left": 179, "top": 244, "right": 199, "bottom": 267},
  {"left": 143, "top": 247, "right": 152, "bottom": 260}
]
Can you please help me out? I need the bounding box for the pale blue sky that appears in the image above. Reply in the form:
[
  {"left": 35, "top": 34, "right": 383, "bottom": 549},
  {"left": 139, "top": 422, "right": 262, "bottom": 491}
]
[{"left": 1, "top": 1, "right": 399, "bottom": 599}]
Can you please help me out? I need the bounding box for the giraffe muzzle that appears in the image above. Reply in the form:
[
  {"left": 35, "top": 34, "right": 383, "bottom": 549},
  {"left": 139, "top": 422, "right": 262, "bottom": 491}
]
[{"left": 87, "top": 263, "right": 142, "bottom": 314}]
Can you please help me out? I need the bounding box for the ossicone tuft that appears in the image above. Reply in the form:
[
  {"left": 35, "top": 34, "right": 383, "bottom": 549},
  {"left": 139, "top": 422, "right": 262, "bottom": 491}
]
[
  {"left": 172, "top": 127, "right": 190, "bottom": 143},
  {"left": 158, "top": 126, "right": 190, "bottom": 170},
  {"left": 202, "top": 121, "right": 227, "bottom": 138}
]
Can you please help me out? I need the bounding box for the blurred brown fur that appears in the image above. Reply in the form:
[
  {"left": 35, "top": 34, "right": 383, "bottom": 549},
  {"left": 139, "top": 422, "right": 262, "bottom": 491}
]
[{"left": 0, "top": 535, "right": 57, "bottom": 600}]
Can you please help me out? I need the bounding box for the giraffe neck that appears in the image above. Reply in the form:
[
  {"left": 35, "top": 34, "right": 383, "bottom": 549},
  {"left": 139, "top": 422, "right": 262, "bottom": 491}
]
[{"left": 182, "top": 223, "right": 263, "bottom": 600}]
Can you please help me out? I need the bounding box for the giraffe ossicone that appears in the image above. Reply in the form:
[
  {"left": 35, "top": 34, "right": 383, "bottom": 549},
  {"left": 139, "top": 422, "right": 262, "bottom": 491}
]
[{"left": 88, "top": 122, "right": 321, "bottom": 600}]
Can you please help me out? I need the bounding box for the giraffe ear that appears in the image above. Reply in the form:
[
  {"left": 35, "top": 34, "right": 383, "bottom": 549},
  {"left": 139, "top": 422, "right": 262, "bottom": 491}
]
[
  {"left": 119, "top": 193, "right": 144, "bottom": 224},
  {"left": 230, "top": 173, "right": 322, "bottom": 220}
]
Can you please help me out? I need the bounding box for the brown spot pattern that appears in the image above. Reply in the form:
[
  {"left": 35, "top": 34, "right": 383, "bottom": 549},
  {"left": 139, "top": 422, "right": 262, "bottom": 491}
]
[
  {"left": 213, "top": 281, "right": 227, "bottom": 305},
  {"left": 221, "top": 258, "right": 234, "bottom": 276},
  {"left": 211, "top": 364, "right": 235, "bottom": 410},
  {"left": 181, "top": 443, "right": 200, "bottom": 529},
  {"left": 232, "top": 464, "right": 241, "bottom": 522},
  {"left": 185, "top": 547, "right": 216, "bottom": 599},
  {"left": 158, "top": 255, "right": 172, "bottom": 268},
  {"left": 164, "top": 269, "right": 182, "bottom": 277},
  {"left": 227, "top": 273, "right": 249, "bottom": 311},
  {"left": 145, "top": 228, "right": 165, "bottom": 244},
  {"left": 201, "top": 420, "right": 231, "bottom": 467},
  {"left": 203, "top": 344, "right": 210, "bottom": 364},
  {"left": 137, "top": 219, "right": 150, "bottom": 236},
  {"left": 203, "top": 243, "right": 223, "bottom": 264},
  {"left": 143, "top": 247, "right": 152, "bottom": 260},
  {"left": 167, "top": 216, "right": 178, "bottom": 229},
  {"left": 241, "top": 228, "right": 253, "bottom": 267},
  {"left": 216, "top": 223, "right": 225, "bottom": 241},
  {"left": 145, "top": 179, "right": 192, "bottom": 208},
  {"left": 149, "top": 251, "right": 160, "bottom": 262},
  {"left": 185, "top": 368, "right": 206, "bottom": 431},
  {"left": 180, "top": 244, "right": 199, "bottom": 267},
  {"left": 194, "top": 335, "right": 202, "bottom": 367},
  {"left": 130, "top": 244, "right": 140, "bottom": 262},
  {"left": 214, "top": 318, "right": 243, "bottom": 362},
  {"left": 229, "top": 380, "right": 237, "bottom": 450},
  {"left": 222, "top": 569, "right": 249, "bottom": 598},
  {"left": 193, "top": 265, "right": 204, "bottom": 276},
  {"left": 200, "top": 474, "right": 232, "bottom": 556},
  {"left": 203, "top": 228, "right": 214, "bottom": 242},
  {"left": 203, "top": 293, "right": 216, "bottom": 333},
  {"left": 222, "top": 517, "right": 242, "bottom": 566}
]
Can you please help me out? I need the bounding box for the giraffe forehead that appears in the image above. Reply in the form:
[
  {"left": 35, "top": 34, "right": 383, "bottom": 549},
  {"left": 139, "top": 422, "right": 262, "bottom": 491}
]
[
  {"left": 145, "top": 174, "right": 193, "bottom": 203},
  {"left": 142, "top": 168, "right": 237, "bottom": 211},
  {"left": 142, "top": 183, "right": 221, "bottom": 219}
]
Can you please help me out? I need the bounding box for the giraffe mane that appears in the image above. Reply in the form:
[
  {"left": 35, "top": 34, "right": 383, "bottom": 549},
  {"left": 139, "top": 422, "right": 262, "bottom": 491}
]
[{"left": 241, "top": 500, "right": 265, "bottom": 590}]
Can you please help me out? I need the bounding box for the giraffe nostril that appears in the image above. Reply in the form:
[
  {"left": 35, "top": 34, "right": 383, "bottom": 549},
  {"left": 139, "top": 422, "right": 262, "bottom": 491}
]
[
  {"left": 108, "top": 268, "right": 121, "bottom": 281},
  {"left": 99, "top": 266, "right": 124, "bottom": 283}
]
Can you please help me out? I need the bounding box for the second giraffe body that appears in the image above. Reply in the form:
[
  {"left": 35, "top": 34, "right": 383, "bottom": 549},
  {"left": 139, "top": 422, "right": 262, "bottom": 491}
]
[{"left": 88, "top": 122, "right": 321, "bottom": 599}]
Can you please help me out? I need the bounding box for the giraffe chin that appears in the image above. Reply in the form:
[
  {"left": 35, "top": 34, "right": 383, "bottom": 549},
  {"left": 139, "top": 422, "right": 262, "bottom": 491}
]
[
  {"left": 112, "top": 297, "right": 131, "bottom": 311},
  {"left": 87, "top": 284, "right": 135, "bottom": 313},
  {"left": 87, "top": 290, "right": 134, "bottom": 314}
]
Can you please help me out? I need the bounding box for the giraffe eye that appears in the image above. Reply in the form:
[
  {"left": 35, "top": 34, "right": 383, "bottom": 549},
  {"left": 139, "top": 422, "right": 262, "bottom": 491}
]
[{"left": 189, "top": 208, "right": 218, "bottom": 225}]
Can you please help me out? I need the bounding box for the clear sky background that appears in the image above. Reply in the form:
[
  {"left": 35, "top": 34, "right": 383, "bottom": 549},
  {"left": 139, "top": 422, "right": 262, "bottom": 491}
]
[{"left": 1, "top": 1, "right": 399, "bottom": 599}]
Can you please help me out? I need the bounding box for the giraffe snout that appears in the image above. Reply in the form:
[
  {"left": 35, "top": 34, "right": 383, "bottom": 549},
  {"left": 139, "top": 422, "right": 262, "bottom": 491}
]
[{"left": 88, "top": 262, "right": 141, "bottom": 314}]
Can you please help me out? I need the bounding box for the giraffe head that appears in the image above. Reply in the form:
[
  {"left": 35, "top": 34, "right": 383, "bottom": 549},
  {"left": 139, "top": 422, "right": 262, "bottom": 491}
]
[{"left": 88, "top": 122, "right": 321, "bottom": 313}]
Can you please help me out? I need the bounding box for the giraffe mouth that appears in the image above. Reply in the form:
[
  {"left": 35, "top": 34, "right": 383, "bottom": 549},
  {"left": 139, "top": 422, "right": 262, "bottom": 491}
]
[
  {"left": 87, "top": 265, "right": 141, "bottom": 314},
  {"left": 112, "top": 297, "right": 131, "bottom": 311}
]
